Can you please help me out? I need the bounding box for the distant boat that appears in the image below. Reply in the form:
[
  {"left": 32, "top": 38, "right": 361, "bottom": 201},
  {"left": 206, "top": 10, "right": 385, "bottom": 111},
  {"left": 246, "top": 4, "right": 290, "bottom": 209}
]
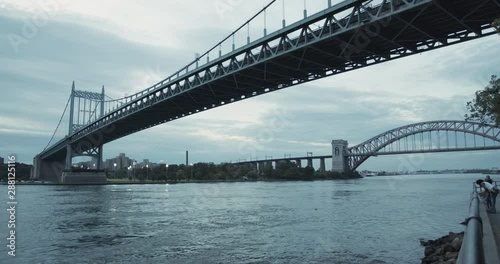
[{"left": 361, "top": 172, "right": 377, "bottom": 177}]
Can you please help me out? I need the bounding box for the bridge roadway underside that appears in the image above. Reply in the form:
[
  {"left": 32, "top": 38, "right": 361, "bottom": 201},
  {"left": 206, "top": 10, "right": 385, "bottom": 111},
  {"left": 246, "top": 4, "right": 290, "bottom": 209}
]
[{"left": 41, "top": 0, "right": 500, "bottom": 162}]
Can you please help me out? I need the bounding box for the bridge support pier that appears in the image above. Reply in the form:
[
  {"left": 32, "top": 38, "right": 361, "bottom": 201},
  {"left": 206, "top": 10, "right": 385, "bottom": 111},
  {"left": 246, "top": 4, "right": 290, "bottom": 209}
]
[
  {"left": 307, "top": 158, "right": 313, "bottom": 168},
  {"left": 251, "top": 162, "right": 258, "bottom": 172},
  {"left": 61, "top": 141, "right": 106, "bottom": 184},
  {"left": 332, "top": 140, "right": 348, "bottom": 172},
  {"left": 258, "top": 162, "right": 265, "bottom": 173},
  {"left": 295, "top": 159, "right": 302, "bottom": 168},
  {"left": 319, "top": 158, "right": 326, "bottom": 173}
]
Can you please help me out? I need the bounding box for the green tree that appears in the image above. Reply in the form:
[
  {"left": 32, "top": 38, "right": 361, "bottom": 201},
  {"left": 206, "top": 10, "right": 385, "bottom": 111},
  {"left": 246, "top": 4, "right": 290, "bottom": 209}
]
[
  {"left": 136, "top": 168, "right": 147, "bottom": 182},
  {"left": 465, "top": 75, "right": 500, "bottom": 125},
  {"left": 262, "top": 162, "right": 274, "bottom": 179},
  {"left": 151, "top": 166, "right": 164, "bottom": 181},
  {"left": 167, "top": 164, "right": 179, "bottom": 182},
  {"left": 0, "top": 163, "right": 32, "bottom": 181},
  {"left": 115, "top": 168, "right": 128, "bottom": 179}
]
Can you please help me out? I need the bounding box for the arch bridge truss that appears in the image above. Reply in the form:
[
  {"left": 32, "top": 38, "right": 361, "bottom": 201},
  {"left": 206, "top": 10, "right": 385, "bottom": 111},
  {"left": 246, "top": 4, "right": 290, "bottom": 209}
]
[{"left": 348, "top": 121, "right": 500, "bottom": 171}]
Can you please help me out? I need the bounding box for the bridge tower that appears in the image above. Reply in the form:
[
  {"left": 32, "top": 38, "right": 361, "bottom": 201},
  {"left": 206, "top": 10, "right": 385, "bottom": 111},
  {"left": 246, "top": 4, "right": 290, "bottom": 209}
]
[
  {"left": 64, "top": 82, "right": 105, "bottom": 170},
  {"left": 32, "top": 82, "right": 108, "bottom": 183},
  {"left": 60, "top": 82, "right": 107, "bottom": 184},
  {"left": 331, "top": 140, "right": 348, "bottom": 172}
]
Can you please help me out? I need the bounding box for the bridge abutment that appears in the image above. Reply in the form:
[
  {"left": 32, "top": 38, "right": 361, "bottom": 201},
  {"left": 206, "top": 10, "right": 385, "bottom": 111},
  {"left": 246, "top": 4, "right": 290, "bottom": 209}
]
[
  {"left": 31, "top": 155, "right": 65, "bottom": 182},
  {"left": 332, "top": 139, "right": 348, "bottom": 172}
]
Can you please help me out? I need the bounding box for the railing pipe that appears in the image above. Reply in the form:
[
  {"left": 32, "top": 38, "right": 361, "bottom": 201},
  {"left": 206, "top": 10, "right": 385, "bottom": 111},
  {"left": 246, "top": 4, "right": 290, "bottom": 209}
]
[{"left": 457, "top": 183, "right": 484, "bottom": 264}]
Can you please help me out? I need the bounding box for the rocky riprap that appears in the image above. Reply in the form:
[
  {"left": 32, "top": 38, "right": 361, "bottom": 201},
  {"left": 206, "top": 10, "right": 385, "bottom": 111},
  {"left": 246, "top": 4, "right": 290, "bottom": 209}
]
[{"left": 420, "top": 232, "right": 464, "bottom": 264}]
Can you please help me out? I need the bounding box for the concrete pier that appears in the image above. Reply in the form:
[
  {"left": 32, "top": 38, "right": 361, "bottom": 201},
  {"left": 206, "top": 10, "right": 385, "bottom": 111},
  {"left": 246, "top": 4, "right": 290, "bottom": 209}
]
[
  {"left": 251, "top": 162, "right": 258, "bottom": 172},
  {"left": 307, "top": 158, "right": 313, "bottom": 168},
  {"left": 258, "top": 162, "right": 265, "bottom": 173},
  {"left": 319, "top": 158, "right": 326, "bottom": 173}
]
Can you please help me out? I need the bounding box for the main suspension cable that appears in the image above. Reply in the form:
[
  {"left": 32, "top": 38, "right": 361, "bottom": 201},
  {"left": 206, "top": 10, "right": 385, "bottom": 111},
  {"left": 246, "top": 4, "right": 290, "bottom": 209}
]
[{"left": 44, "top": 95, "right": 71, "bottom": 151}]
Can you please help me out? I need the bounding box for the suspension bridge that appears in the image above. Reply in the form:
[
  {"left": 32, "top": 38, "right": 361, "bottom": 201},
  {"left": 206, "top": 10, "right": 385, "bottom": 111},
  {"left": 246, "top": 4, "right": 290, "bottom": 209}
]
[{"left": 31, "top": 0, "right": 500, "bottom": 183}]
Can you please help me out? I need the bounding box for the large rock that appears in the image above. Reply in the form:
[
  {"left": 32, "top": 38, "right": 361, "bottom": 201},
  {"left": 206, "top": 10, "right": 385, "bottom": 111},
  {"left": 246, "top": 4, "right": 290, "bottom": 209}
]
[
  {"left": 421, "top": 232, "right": 464, "bottom": 264},
  {"left": 445, "top": 252, "right": 458, "bottom": 261},
  {"left": 424, "top": 246, "right": 436, "bottom": 257},
  {"left": 450, "top": 237, "right": 462, "bottom": 251}
]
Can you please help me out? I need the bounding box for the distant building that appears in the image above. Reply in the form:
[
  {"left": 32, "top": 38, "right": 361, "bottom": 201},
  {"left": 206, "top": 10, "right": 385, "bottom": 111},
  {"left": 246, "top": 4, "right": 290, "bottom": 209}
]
[
  {"left": 103, "top": 153, "right": 134, "bottom": 170},
  {"left": 73, "top": 153, "right": 165, "bottom": 170},
  {"left": 0, "top": 156, "right": 4, "bottom": 165}
]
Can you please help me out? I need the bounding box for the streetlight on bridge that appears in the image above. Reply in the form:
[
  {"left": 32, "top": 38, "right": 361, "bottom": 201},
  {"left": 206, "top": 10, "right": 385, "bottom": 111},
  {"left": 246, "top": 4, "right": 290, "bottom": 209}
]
[{"left": 146, "top": 164, "right": 149, "bottom": 181}]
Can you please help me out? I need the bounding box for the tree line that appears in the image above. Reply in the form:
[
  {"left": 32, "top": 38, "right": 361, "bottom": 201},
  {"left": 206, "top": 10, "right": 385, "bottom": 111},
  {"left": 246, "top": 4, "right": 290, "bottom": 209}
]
[
  {"left": 0, "top": 163, "right": 32, "bottom": 181},
  {"left": 109, "top": 161, "right": 361, "bottom": 182},
  {"left": 0, "top": 161, "right": 360, "bottom": 182}
]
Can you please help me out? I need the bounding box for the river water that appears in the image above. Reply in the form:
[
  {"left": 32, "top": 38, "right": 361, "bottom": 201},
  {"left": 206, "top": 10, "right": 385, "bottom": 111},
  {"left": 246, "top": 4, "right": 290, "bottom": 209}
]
[{"left": 0, "top": 173, "right": 484, "bottom": 263}]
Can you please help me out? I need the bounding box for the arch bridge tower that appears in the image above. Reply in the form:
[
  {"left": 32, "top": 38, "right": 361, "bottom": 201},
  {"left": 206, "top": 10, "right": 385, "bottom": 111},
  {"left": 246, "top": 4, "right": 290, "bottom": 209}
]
[{"left": 332, "top": 140, "right": 348, "bottom": 172}]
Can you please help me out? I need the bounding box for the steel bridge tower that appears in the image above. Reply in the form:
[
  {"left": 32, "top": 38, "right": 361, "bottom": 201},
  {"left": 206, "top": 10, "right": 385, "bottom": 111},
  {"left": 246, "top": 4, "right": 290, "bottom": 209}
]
[
  {"left": 65, "top": 82, "right": 105, "bottom": 171},
  {"left": 31, "top": 82, "right": 107, "bottom": 184}
]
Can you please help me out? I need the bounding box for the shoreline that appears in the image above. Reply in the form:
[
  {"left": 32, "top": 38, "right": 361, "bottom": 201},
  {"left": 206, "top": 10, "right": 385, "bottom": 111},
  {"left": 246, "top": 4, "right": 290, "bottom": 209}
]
[{"left": 0, "top": 177, "right": 362, "bottom": 186}]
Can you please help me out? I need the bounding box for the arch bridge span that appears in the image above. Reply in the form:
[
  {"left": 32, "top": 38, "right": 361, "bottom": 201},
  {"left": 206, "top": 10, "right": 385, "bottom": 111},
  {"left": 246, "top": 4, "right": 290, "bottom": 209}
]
[
  {"left": 347, "top": 120, "right": 500, "bottom": 171},
  {"left": 231, "top": 121, "right": 500, "bottom": 173}
]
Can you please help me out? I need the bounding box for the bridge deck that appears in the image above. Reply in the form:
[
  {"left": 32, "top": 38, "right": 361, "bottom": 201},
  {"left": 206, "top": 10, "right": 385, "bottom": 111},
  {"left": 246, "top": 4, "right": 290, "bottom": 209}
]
[{"left": 40, "top": 0, "right": 500, "bottom": 161}]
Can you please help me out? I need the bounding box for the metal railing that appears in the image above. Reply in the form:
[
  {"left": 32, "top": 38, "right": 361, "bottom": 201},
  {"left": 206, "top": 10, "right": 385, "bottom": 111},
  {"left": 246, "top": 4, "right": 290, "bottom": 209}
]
[{"left": 456, "top": 183, "right": 485, "bottom": 264}]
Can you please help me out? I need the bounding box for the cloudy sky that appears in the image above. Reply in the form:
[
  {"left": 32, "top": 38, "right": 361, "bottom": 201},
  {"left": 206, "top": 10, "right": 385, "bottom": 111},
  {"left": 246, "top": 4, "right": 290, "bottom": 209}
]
[{"left": 1, "top": 0, "right": 499, "bottom": 171}]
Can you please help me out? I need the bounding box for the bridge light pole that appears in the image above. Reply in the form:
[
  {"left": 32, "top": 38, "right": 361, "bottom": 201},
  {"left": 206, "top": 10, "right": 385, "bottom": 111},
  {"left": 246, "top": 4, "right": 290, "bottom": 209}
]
[
  {"left": 113, "top": 163, "right": 117, "bottom": 178},
  {"left": 190, "top": 163, "right": 193, "bottom": 180},
  {"left": 133, "top": 161, "right": 137, "bottom": 181},
  {"left": 146, "top": 164, "right": 149, "bottom": 181}
]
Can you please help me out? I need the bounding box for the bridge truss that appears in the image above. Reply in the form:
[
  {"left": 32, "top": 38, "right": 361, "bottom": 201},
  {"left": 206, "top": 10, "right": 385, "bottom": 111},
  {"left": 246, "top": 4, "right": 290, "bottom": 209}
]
[{"left": 348, "top": 121, "right": 500, "bottom": 170}]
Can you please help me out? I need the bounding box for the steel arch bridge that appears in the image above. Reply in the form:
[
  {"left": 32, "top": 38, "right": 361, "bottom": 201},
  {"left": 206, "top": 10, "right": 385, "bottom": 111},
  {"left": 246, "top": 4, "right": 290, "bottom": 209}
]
[
  {"left": 33, "top": 0, "right": 500, "bottom": 181},
  {"left": 347, "top": 120, "right": 500, "bottom": 171}
]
